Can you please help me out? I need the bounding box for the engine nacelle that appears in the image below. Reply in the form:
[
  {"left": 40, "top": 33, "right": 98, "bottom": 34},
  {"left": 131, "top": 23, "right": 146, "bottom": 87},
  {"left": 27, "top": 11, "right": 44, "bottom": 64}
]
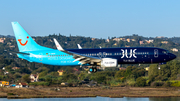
[{"left": 101, "top": 58, "right": 117, "bottom": 67}]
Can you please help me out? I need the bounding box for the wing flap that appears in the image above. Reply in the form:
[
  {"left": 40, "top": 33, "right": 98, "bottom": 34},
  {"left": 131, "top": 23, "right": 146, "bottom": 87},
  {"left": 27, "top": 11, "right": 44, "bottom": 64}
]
[{"left": 53, "top": 38, "right": 101, "bottom": 64}]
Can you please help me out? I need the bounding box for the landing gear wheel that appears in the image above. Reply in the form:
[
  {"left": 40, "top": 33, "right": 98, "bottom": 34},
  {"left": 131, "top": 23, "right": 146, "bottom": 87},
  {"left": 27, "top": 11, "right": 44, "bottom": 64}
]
[
  {"left": 93, "top": 67, "right": 97, "bottom": 73},
  {"left": 89, "top": 66, "right": 97, "bottom": 73},
  {"left": 158, "top": 63, "right": 161, "bottom": 70},
  {"left": 158, "top": 66, "right": 161, "bottom": 70}
]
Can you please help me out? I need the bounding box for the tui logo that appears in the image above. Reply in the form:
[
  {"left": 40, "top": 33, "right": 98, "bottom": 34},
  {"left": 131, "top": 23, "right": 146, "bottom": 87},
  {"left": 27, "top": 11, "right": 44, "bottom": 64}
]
[
  {"left": 121, "top": 49, "right": 137, "bottom": 58},
  {"left": 18, "top": 36, "right": 29, "bottom": 46}
]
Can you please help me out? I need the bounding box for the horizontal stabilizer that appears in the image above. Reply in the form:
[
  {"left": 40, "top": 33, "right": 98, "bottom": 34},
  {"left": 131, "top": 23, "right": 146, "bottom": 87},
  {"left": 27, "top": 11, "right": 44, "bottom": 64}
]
[
  {"left": 16, "top": 52, "right": 30, "bottom": 55},
  {"left": 4, "top": 50, "right": 29, "bottom": 55}
]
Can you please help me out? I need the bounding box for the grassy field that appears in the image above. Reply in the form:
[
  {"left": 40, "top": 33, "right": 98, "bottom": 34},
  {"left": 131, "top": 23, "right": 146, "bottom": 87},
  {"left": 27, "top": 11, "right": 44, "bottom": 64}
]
[{"left": 0, "top": 87, "right": 180, "bottom": 98}]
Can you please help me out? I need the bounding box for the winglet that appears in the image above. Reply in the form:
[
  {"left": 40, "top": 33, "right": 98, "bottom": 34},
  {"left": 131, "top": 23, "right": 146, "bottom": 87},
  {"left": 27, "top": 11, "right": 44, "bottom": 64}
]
[
  {"left": 77, "top": 44, "right": 82, "bottom": 49},
  {"left": 53, "top": 38, "right": 64, "bottom": 51}
]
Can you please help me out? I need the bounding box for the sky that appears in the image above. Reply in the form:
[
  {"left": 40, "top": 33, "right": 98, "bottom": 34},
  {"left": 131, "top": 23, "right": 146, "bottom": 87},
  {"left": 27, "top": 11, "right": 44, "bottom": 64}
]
[{"left": 0, "top": 0, "right": 180, "bottom": 39}]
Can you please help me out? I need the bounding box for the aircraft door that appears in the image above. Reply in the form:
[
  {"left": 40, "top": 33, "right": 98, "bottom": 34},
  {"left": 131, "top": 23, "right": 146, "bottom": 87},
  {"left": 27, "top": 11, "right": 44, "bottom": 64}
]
[
  {"left": 39, "top": 53, "right": 43, "bottom": 61},
  {"left": 154, "top": 49, "right": 158, "bottom": 58}
]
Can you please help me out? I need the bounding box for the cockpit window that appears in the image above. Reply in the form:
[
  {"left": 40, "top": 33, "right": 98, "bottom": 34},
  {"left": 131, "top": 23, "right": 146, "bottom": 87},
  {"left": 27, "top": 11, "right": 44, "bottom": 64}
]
[
  {"left": 162, "top": 50, "right": 169, "bottom": 54},
  {"left": 162, "top": 51, "right": 166, "bottom": 54}
]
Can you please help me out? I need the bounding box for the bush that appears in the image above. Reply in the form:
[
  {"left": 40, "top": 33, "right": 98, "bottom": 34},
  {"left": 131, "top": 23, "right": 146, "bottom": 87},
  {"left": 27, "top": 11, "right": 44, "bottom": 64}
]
[
  {"left": 68, "top": 83, "right": 73, "bottom": 87},
  {"left": 151, "top": 81, "right": 164, "bottom": 87},
  {"left": 136, "top": 77, "right": 146, "bottom": 87},
  {"left": 170, "top": 81, "right": 180, "bottom": 87},
  {"left": 29, "top": 82, "right": 50, "bottom": 86},
  {"left": 7, "top": 93, "right": 15, "bottom": 95},
  {"left": 155, "top": 75, "right": 168, "bottom": 81},
  {"left": 162, "top": 81, "right": 171, "bottom": 87},
  {"left": 107, "top": 79, "right": 122, "bottom": 86},
  {"left": 126, "top": 78, "right": 136, "bottom": 87},
  {"left": 148, "top": 75, "right": 156, "bottom": 84},
  {"left": 95, "top": 75, "right": 106, "bottom": 84},
  {"left": 29, "top": 82, "right": 38, "bottom": 86}
]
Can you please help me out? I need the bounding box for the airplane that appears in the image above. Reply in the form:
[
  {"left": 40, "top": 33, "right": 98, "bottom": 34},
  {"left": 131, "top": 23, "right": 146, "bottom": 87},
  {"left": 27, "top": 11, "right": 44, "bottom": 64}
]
[{"left": 11, "top": 22, "right": 176, "bottom": 73}]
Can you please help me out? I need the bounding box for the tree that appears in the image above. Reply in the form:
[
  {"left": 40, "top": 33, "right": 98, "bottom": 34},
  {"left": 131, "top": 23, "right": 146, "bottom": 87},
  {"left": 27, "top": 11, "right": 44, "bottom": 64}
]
[
  {"left": 115, "top": 70, "right": 126, "bottom": 78},
  {"left": 45, "top": 76, "right": 52, "bottom": 84},
  {"left": 13, "top": 73, "right": 22, "bottom": 79},
  {"left": 136, "top": 77, "right": 146, "bottom": 87},
  {"left": 148, "top": 64, "right": 158, "bottom": 77},
  {"left": 22, "top": 74, "right": 30, "bottom": 83},
  {"left": 39, "top": 71, "right": 48, "bottom": 77},
  {"left": 62, "top": 73, "right": 77, "bottom": 82},
  {"left": 30, "top": 62, "right": 36, "bottom": 70},
  {"left": 78, "top": 73, "right": 86, "bottom": 80},
  {"left": 131, "top": 68, "right": 146, "bottom": 79},
  {"left": 19, "top": 67, "right": 31, "bottom": 74},
  {"left": 169, "top": 60, "right": 180, "bottom": 80},
  {"left": 95, "top": 75, "right": 106, "bottom": 84}
]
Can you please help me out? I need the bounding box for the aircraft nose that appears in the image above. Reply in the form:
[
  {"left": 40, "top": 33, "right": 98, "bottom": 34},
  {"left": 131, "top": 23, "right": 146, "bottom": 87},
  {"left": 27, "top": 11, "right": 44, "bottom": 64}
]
[{"left": 169, "top": 53, "right": 176, "bottom": 60}]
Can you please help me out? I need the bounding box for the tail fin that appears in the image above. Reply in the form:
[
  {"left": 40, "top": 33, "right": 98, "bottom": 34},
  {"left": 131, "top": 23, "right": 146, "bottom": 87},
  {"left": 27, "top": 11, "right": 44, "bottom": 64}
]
[
  {"left": 77, "top": 44, "right": 82, "bottom": 49},
  {"left": 11, "top": 22, "right": 53, "bottom": 52}
]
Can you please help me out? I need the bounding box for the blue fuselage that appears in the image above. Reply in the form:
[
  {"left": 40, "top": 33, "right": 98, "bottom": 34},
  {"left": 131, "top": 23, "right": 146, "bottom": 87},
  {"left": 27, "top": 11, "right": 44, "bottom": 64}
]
[{"left": 17, "top": 47, "right": 176, "bottom": 66}]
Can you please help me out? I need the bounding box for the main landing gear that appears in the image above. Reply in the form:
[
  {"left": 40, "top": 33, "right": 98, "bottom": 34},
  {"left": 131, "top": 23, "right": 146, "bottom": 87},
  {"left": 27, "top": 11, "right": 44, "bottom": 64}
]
[{"left": 89, "top": 66, "right": 97, "bottom": 73}]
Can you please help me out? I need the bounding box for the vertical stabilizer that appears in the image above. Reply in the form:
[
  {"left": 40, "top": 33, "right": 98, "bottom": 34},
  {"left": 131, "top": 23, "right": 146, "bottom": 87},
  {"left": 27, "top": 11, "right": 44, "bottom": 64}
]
[
  {"left": 77, "top": 44, "right": 82, "bottom": 49},
  {"left": 11, "top": 22, "right": 53, "bottom": 52}
]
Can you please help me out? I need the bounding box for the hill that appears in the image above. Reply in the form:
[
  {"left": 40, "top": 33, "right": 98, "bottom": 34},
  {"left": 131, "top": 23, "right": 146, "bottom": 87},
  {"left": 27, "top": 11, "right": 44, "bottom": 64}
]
[
  {"left": 0, "top": 34, "right": 180, "bottom": 88},
  {"left": 1, "top": 34, "right": 180, "bottom": 59}
]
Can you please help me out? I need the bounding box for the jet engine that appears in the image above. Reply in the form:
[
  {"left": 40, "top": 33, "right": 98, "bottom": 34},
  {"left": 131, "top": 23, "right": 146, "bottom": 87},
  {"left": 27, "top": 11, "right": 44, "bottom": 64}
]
[{"left": 100, "top": 58, "right": 117, "bottom": 67}]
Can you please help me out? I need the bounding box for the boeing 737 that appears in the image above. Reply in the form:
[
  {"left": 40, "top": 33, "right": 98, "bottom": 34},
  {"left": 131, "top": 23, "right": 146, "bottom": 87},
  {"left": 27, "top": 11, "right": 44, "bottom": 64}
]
[{"left": 11, "top": 22, "right": 176, "bottom": 73}]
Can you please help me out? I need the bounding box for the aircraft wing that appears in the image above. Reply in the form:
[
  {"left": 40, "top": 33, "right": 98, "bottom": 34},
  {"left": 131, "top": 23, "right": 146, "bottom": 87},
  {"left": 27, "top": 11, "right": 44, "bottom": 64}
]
[{"left": 53, "top": 38, "right": 101, "bottom": 64}]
